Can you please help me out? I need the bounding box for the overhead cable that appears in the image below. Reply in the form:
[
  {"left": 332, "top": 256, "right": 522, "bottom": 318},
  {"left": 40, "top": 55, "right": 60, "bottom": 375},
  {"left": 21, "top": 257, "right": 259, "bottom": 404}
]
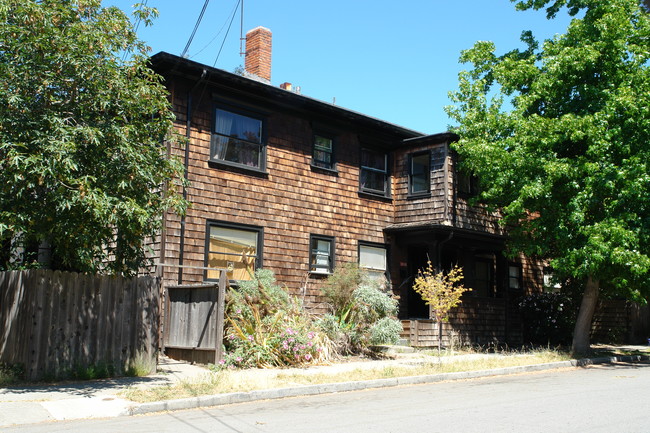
[{"left": 180, "top": 0, "right": 211, "bottom": 58}]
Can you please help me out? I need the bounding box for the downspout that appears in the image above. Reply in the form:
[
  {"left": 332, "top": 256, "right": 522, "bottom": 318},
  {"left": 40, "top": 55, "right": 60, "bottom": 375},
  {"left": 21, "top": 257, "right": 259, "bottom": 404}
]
[
  {"left": 436, "top": 141, "right": 455, "bottom": 348},
  {"left": 178, "top": 69, "right": 207, "bottom": 284},
  {"left": 443, "top": 142, "right": 450, "bottom": 224},
  {"left": 438, "top": 140, "right": 455, "bottom": 271}
]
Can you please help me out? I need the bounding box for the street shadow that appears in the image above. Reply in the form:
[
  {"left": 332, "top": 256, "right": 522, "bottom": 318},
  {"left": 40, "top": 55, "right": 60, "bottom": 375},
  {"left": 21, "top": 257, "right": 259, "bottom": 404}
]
[
  {"left": 577, "top": 360, "right": 650, "bottom": 370},
  {"left": 0, "top": 374, "right": 177, "bottom": 398}
]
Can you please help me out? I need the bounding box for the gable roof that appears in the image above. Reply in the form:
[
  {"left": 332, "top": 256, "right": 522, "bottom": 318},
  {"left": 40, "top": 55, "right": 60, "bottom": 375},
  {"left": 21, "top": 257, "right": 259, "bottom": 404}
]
[{"left": 150, "top": 52, "right": 457, "bottom": 148}]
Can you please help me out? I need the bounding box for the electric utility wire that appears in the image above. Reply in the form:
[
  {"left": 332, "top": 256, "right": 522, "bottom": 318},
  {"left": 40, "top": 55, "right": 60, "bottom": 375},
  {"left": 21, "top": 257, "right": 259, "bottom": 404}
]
[
  {"left": 121, "top": 0, "right": 149, "bottom": 63},
  {"left": 191, "top": 0, "right": 241, "bottom": 59},
  {"left": 180, "top": 0, "right": 211, "bottom": 58},
  {"left": 212, "top": 0, "right": 241, "bottom": 67},
  {"left": 133, "top": 0, "right": 148, "bottom": 34},
  {"left": 194, "top": 0, "right": 241, "bottom": 120}
]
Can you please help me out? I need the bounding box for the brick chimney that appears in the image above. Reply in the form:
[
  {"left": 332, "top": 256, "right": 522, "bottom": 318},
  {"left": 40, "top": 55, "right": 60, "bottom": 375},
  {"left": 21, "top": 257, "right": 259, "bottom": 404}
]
[{"left": 245, "top": 26, "right": 272, "bottom": 83}]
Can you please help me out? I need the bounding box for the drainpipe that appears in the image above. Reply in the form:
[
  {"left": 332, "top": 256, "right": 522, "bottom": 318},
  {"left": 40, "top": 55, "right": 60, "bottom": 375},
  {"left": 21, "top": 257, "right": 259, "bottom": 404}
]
[
  {"left": 436, "top": 231, "right": 454, "bottom": 272},
  {"left": 178, "top": 69, "right": 207, "bottom": 284},
  {"left": 443, "top": 143, "right": 450, "bottom": 223}
]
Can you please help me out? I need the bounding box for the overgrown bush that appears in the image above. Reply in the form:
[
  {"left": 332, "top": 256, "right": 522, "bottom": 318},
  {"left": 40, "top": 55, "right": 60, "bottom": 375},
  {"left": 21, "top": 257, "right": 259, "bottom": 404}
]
[
  {"left": 317, "top": 263, "right": 401, "bottom": 354},
  {"left": 519, "top": 292, "right": 579, "bottom": 346},
  {"left": 222, "top": 269, "right": 328, "bottom": 368},
  {"left": 369, "top": 317, "right": 402, "bottom": 345}
]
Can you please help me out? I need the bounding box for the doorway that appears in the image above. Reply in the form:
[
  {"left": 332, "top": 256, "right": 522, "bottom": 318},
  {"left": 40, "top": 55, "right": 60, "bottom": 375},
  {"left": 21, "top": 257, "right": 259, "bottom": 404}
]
[{"left": 406, "top": 245, "right": 431, "bottom": 319}]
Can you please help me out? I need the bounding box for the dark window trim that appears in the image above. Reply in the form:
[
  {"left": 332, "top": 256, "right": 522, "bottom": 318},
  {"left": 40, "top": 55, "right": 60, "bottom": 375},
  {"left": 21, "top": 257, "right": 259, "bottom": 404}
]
[
  {"left": 204, "top": 220, "right": 264, "bottom": 283},
  {"left": 310, "top": 163, "right": 339, "bottom": 175},
  {"left": 210, "top": 103, "right": 268, "bottom": 173},
  {"left": 408, "top": 150, "right": 431, "bottom": 197},
  {"left": 311, "top": 132, "right": 337, "bottom": 172},
  {"left": 507, "top": 262, "right": 523, "bottom": 291},
  {"left": 309, "top": 234, "right": 335, "bottom": 277},
  {"left": 359, "top": 148, "right": 391, "bottom": 198},
  {"left": 358, "top": 241, "right": 390, "bottom": 282}
]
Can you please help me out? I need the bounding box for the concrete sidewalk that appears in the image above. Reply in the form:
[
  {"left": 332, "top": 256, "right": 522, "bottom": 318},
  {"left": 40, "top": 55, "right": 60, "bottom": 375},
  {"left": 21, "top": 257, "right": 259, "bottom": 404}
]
[
  {"left": 1, "top": 348, "right": 648, "bottom": 428},
  {"left": 0, "top": 356, "right": 210, "bottom": 427}
]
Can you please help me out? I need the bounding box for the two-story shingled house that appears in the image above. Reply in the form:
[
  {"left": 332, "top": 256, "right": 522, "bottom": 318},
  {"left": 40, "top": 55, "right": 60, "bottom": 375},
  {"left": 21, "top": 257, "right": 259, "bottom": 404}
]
[{"left": 151, "top": 27, "right": 544, "bottom": 347}]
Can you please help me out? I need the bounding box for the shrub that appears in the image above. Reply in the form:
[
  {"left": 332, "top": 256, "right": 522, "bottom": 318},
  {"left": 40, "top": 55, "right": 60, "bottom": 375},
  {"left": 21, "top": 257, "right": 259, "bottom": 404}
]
[
  {"left": 318, "top": 263, "right": 401, "bottom": 354},
  {"left": 222, "top": 269, "right": 328, "bottom": 368},
  {"left": 519, "top": 292, "right": 579, "bottom": 346},
  {"left": 369, "top": 317, "right": 402, "bottom": 345}
]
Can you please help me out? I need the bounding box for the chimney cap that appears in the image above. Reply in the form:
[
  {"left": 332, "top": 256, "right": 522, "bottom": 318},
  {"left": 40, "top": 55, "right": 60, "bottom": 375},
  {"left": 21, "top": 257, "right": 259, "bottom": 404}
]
[{"left": 246, "top": 26, "right": 271, "bottom": 36}]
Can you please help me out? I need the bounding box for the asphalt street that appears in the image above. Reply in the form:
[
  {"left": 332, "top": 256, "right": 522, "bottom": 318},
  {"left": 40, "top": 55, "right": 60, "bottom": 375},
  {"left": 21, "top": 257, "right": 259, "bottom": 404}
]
[{"left": 5, "top": 361, "right": 650, "bottom": 433}]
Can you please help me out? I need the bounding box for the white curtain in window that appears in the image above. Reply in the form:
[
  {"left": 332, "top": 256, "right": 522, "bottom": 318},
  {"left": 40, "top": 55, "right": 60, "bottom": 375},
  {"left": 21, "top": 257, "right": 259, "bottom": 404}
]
[{"left": 213, "top": 110, "right": 234, "bottom": 160}]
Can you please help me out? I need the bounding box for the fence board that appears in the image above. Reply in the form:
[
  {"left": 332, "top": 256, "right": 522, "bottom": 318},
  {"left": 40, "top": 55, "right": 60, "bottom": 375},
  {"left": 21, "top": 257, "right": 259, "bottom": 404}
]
[
  {"left": 0, "top": 270, "right": 160, "bottom": 380},
  {"left": 163, "top": 271, "right": 227, "bottom": 364}
]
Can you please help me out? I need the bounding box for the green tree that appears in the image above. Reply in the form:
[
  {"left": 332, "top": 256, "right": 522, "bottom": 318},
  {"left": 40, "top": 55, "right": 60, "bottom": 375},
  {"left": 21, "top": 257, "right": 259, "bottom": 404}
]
[
  {"left": 0, "top": 0, "right": 186, "bottom": 275},
  {"left": 446, "top": 0, "right": 650, "bottom": 355}
]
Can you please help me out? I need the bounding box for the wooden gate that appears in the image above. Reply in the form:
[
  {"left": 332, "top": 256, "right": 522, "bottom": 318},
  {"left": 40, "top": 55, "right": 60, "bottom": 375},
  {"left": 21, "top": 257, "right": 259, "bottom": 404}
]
[{"left": 162, "top": 270, "right": 227, "bottom": 364}]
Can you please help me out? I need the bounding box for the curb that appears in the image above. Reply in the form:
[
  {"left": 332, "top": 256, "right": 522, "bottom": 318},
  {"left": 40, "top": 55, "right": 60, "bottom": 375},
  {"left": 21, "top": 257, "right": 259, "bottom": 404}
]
[{"left": 127, "top": 354, "right": 649, "bottom": 417}]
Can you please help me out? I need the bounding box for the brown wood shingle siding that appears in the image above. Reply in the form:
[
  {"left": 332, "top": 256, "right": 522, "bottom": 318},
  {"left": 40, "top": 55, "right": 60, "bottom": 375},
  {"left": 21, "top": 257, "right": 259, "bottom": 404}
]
[
  {"left": 160, "top": 78, "right": 395, "bottom": 311},
  {"left": 153, "top": 62, "right": 545, "bottom": 317}
]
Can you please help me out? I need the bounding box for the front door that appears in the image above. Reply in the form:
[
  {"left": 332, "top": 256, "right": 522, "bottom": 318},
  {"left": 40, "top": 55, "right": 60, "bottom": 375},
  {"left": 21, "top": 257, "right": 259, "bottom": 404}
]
[{"left": 407, "top": 245, "right": 430, "bottom": 319}]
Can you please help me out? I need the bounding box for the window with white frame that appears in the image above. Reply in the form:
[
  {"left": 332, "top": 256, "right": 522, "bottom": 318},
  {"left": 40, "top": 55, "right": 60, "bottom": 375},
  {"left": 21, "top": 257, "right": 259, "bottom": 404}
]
[
  {"left": 310, "top": 235, "right": 334, "bottom": 275},
  {"left": 211, "top": 108, "right": 264, "bottom": 169},
  {"left": 359, "top": 243, "right": 387, "bottom": 282},
  {"left": 543, "top": 267, "right": 562, "bottom": 291},
  {"left": 206, "top": 222, "right": 262, "bottom": 281},
  {"left": 360, "top": 149, "right": 389, "bottom": 196}
]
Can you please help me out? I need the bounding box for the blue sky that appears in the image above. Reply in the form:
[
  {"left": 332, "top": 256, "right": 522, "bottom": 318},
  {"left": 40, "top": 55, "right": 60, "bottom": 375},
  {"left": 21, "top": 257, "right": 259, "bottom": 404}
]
[{"left": 108, "top": 0, "right": 574, "bottom": 134}]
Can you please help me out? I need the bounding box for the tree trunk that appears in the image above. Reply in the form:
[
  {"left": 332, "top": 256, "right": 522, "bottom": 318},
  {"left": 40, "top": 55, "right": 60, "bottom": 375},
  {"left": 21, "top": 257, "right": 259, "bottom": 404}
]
[{"left": 571, "top": 276, "right": 600, "bottom": 356}]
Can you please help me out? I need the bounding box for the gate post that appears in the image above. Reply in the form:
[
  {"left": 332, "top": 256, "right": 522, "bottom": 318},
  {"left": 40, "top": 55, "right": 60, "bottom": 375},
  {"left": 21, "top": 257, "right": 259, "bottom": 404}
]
[{"left": 214, "top": 270, "right": 227, "bottom": 364}]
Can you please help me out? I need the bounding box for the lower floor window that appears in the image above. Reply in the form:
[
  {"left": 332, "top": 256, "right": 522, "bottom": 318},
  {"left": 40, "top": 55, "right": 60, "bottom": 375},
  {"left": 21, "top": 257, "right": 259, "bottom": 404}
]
[
  {"left": 310, "top": 235, "right": 334, "bottom": 274},
  {"left": 474, "top": 259, "right": 493, "bottom": 297},
  {"left": 508, "top": 264, "right": 522, "bottom": 290},
  {"left": 206, "top": 222, "right": 262, "bottom": 281},
  {"left": 359, "top": 243, "right": 387, "bottom": 282}
]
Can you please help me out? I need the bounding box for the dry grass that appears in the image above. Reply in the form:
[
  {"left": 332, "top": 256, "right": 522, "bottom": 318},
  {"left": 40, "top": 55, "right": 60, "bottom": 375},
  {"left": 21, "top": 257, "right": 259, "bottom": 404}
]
[{"left": 122, "top": 349, "right": 570, "bottom": 403}]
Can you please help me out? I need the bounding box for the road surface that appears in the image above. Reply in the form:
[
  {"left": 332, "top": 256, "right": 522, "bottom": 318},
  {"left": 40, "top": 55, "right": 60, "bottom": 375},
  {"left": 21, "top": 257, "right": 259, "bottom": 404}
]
[{"left": 6, "top": 361, "right": 650, "bottom": 433}]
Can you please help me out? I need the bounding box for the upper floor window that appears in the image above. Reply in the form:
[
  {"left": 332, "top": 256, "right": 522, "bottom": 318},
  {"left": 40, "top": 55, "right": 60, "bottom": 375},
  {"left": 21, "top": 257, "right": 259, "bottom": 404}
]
[
  {"left": 310, "top": 235, "right": 334, "bottom": 275},
  {"left": 458, "top": 173, "right": 479, "bottom": 196},
  {"left": 211, "top": 108, "right": 265, "bottom": 170},
  {"left": 359, "top": 243, "right": 388, "bottom": 283},
  {"left": 312, "top": 134, "right": 335, "bottom": 170},
  {"left": 360, "top": 149, "right": 389, "bottom": 196},
  {"left": 206, "top": 221, "right": 262, "bottom": 282},
  {"left": 409, "top": 151, "right": 430, "bottom": 195}
]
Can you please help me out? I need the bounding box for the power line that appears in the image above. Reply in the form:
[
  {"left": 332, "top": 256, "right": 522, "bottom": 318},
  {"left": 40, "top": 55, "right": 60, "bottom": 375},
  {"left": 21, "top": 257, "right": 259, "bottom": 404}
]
[
  {"left": 121, "top": 0, "right": 150, "bottom": 63},
  {"left": 180, "top": 0, "right": 211, "bottom": 58},
  {"left": 191, "top": 0, "right": 241, "bottom": 59},
  {"left": 132, "top": 0, "right": 148, "bottom": 34},
  {"left": 212, "top": 0, "right": 241, "bottom": 67}
]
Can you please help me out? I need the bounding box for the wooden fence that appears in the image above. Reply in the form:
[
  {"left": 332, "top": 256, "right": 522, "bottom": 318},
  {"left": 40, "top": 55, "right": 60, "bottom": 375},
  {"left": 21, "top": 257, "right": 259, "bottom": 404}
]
[
  {"left": 402, "top": 297, "right": 516, "bottom": 348},
  {"left": 0, "top": 269, "right": 160, "bottom": 380},
  {"left": 163, "top": 270, "right": 226, "bottom": 365},
  {"left": 591, "top": 300, "right": 650, "bottom": 344},
  {"left": 403, "top": 298, "right": 650, "bottom": 348}
]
